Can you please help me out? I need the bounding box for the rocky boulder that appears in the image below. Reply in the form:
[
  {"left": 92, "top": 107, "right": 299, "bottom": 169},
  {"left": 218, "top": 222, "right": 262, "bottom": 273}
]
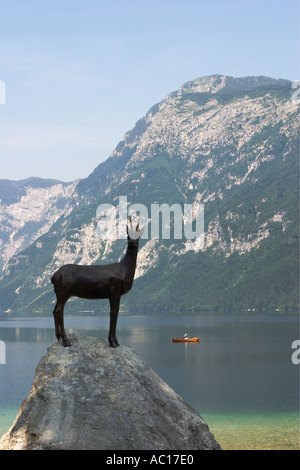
[{"left": 0, "top": 334, "right": 221, "bottom": 450}]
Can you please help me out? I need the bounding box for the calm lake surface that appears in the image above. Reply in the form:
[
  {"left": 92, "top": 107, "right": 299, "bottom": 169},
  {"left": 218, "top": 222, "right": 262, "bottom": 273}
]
[{"left": 0, "top": 312, "right": 299, "bottom": 450}]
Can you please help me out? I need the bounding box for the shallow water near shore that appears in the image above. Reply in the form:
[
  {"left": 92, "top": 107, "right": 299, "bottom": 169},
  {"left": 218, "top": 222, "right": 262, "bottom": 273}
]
[
  {"left": 202, "top": 412, "right": 299, "bottom": 450},
  {"left": 0, "top": 312, "right": 299, "bottom": 450}
]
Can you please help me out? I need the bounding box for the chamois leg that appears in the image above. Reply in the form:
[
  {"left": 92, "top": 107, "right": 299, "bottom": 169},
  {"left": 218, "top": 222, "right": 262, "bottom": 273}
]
[
  {"left": 53, "top": 301, "right": 61, "bottom": 341},
  {"left": 59, "top": 303, "right": 71, "bottom": 347},
  {"left": 53, "top": 296, "right": 71, "bottom": 347},
  {"left": 108, "top": 294, "right": 121, "bottom": 348}
]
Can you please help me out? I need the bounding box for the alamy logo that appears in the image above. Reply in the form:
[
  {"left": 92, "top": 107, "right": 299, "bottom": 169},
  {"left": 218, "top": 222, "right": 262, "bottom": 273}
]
[
  {"left": 0, "top": 80, "right": 6, "bottom": 104},
  {"left": 291, "top": 340, "right": 300, "bottom": 365},
  {"left": 291, "top": 81, "right": 300, "bottom": 105},
  {"left": 0, "top": 340, "right": 6, "bottom": 364},
  {"left": 96, "top": 196, "right": 204, "bottom": 251}
]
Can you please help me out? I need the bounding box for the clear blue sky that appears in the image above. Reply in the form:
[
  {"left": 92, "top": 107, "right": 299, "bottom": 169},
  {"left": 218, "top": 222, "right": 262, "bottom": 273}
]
[{"left": 0, "top": 0, "right": 299, "bottom": 182}]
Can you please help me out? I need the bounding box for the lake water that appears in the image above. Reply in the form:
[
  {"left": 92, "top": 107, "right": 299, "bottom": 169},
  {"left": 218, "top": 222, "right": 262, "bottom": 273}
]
[{"left": 0, "top": 312, "right": 299, "bottom": 450}]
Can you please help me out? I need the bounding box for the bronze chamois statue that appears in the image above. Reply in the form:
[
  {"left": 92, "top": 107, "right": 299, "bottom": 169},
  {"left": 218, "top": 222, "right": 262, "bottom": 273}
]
[{"left": 51, "top": 218, "right": 144, "bottom": 347}]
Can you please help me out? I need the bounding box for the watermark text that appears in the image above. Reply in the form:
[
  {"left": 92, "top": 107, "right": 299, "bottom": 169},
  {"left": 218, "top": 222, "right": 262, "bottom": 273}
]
[
  {"left": 0, "top": 80, "right": 6, "bottom": 104},
  {"left": 0, "top": 340, "right": 6, "bottom": 364},
  {"left": 291, "top": 340, "right": 300, "bottom": 365},
  {"left": 291, "top": 81, "right": 300, "bottom": 105},
  {"left": 96, "top": 196, "right": 204, "bottom": 251}
]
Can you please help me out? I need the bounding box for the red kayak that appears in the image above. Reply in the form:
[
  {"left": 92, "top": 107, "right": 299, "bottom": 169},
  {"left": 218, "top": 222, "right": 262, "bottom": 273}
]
[{"left": 171, "top": 337, "right": 199, "bottom": 343}]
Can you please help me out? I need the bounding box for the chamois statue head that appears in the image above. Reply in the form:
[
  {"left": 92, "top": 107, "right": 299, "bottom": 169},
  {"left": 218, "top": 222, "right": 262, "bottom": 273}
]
[{"left": 127, "top": 217, "right": 145, "bottom": 247}]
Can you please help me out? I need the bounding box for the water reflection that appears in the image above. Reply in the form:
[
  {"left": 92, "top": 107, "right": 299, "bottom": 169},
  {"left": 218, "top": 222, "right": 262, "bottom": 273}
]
[{"left": 0, "top": 313, "right": 299, "bottom": 417}]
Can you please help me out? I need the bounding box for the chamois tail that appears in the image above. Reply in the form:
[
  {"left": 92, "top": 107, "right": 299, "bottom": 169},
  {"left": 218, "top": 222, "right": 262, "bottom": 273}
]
[{"left": 51, "top": 269, "right": 61, "bottom": 285}]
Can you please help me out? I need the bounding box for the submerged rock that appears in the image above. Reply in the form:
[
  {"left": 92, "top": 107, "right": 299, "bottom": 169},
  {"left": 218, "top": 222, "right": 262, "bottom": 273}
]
[{"left": 0, "top": 334, "right": 221, "bottom": 450}]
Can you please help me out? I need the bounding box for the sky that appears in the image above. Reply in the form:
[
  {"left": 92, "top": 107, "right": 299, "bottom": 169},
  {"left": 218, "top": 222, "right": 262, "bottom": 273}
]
[{"left": 0, "top": 0, "right": 299, "bottom": 182}]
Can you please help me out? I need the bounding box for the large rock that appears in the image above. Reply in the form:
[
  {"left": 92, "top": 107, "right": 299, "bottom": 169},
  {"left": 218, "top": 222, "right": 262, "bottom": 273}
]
[{"left": 0, "top": 334, "right": 221, "bottom": 450}]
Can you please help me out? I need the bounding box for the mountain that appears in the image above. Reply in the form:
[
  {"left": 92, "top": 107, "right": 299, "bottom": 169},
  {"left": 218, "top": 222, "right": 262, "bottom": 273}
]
[
  {"left": 0, "top": 177, "right": 78, "bottom": 273},
  {"left": 0, "top": 75, "right": 298, "bottom": 313}
]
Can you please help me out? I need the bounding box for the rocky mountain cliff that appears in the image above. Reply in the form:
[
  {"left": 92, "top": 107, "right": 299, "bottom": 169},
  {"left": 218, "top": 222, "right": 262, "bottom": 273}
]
[
  {"left": 0, "top": 75, "right": 298, "bottom": 313},
  {"left": 0, "top": 178, "right": 78, "bottom": 272}
]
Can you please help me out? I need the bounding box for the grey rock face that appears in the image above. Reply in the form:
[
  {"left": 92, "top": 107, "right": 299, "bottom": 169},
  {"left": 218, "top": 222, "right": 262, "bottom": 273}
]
[{"left": 0, "top": 334, "right": 221, "bottom": 450}]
